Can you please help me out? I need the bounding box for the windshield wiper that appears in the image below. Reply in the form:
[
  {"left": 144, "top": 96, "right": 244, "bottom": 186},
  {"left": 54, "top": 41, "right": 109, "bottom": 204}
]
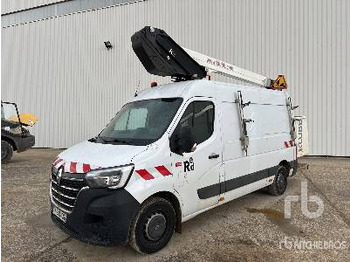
[
  {"left": 91, "top": 136, "right": 131, "bottom": 145},
  {"left": 89, "top": 136, "right": 107, "bottom": 144},
  {"left": 108, "top": 138, "right": 131, "bottom": 145}
]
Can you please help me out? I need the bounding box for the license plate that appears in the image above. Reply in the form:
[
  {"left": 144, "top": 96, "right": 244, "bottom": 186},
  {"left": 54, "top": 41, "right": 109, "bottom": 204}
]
[{"left": 52, "top": 205, "right": 67, "bottom": 223}]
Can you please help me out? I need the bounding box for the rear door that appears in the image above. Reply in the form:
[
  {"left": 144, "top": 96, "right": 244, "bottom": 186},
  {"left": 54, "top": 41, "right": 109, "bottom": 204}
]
[{"left": 171, "top": 97, "right": 223, "bottom": 217}]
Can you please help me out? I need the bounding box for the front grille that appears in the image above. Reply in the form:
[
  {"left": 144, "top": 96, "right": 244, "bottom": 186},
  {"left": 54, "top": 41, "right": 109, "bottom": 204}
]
[{"left": 51, "top": 169, "right": 86, "bottom": 213}]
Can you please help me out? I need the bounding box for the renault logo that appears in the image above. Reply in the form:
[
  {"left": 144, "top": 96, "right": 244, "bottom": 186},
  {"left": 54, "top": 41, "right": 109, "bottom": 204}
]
[{"left": 57, "top": 167, "right": 63, "bottom": 185}]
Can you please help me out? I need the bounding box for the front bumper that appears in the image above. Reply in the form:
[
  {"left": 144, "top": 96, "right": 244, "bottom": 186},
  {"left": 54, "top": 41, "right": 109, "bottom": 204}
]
[{"left": 51, "top": 188, "right": 140, "bottom": 246}]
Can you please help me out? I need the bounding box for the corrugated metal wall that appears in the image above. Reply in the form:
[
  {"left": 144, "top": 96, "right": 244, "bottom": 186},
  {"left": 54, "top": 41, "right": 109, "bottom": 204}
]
[
  {"left": 1, "top": 0, "right": 144, "bottom": 27},
  {"left": 1, "top": 0, "right": 66, "bottom": 14},
  {"left": 2, "top": 0, "right": 350, "bottom": 155}
]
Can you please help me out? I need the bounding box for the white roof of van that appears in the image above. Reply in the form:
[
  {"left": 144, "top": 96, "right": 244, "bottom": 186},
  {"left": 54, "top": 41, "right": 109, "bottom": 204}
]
[{"left": 134, "top": 80, "right": 288, "bottom": 105}]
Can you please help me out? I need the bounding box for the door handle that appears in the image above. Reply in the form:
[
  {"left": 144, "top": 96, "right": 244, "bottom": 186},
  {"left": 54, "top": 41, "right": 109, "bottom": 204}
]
[{"left": 208, "top": 153, "right": 220, "bottom": 159}]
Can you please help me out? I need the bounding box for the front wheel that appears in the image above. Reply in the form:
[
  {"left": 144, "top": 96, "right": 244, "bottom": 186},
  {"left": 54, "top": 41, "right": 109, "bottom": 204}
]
[
  {"left": 1, "top": 140, "right": 13, "bottom": 163},
  {"left": 129, "top": 197, "right": 176, "bottom": 254},
  {"left": 268, "top": 166, "right": 288, "bottom": 196}
]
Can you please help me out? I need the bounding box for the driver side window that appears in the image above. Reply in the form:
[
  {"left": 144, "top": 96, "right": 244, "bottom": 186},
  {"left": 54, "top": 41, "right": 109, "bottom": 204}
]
[{"left": 171, "top": 101, "right": 214, "bottom": 152}]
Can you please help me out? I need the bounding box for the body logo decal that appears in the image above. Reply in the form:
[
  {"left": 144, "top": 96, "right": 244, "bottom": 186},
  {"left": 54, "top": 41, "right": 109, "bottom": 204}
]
[{"left": 184, "top": 157, "right": 194, "bottom": 172}]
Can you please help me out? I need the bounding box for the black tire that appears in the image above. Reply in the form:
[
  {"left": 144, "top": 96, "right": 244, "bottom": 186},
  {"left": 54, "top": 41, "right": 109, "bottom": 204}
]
[
  {"left": 1, "top": 140, "right": 13, "bottom": 163},
  {"left": 268, "top": 166, "right": 288, "bottom": 196},
  {"left": 129, "top": 197, "right": 176, "bottom": 254}
]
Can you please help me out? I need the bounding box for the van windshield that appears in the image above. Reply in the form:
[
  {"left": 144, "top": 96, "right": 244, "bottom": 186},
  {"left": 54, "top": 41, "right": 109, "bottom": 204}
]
[{"left": 94, "top": 98, "right": 183, "bottom": 146}]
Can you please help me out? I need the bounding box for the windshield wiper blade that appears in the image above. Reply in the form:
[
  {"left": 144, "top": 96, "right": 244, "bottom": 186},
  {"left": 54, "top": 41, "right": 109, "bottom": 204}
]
[
  {"left": 109, "top": 138, "right": 131, "bottom": 145},
  {"left": 89, "top": 136, "right": 107, "bottom": 143},
  {"left": 94, "top": 136, "right": 131, "bottom": 145}
]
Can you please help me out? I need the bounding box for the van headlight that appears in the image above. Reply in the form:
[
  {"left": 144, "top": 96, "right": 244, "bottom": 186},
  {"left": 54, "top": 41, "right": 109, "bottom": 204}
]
[{"left": 85, "top": 164, "right": 134, "bottom": 189}]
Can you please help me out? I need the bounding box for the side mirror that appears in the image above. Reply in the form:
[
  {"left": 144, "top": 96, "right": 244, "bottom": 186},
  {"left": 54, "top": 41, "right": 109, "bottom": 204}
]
[{"left": 170, "top": 127, "right": 195, "bottom": 155}]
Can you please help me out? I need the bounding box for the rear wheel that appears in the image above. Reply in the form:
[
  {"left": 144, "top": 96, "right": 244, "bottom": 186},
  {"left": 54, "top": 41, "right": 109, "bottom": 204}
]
[
  {"left": 268, "top": 166, "right": 288, "bottom": 196},
  {"left": 1, "top": 140, "right": 13, "bottom": 163},
  {"left": 129, "top": 197, "right": 176, "bottom": 254}
]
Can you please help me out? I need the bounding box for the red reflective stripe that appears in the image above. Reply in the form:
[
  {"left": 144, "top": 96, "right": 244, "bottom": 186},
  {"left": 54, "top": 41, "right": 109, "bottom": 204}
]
[
  {"left": 136, "top": 169, "right": 154, "bottom": 180},
  {"left": 284, "top": 141, "right": 289, "bottom": 148},
  {"left": 52, "top": 158, "right": 58, "bottom": 165},
  {"left": 82, "top": 164, "right": 91, "bottom": 173},
  {"left": 53, "top": 158, "right": 62, "bottom": 166},
  {"left": 56, "top": 160, "right": 64, "bottom": 167},
  {"left": 175, "top": 162, "right": 182, "bottom": 167},
  {"left": 70, "top": 162, "right": 77, "bottom": 173},
  {"left": 289, "top": 141, "right": 294, "bottom": 147},
  {"left": 155, "top": 165, "right": 172, "bottom": 176}
]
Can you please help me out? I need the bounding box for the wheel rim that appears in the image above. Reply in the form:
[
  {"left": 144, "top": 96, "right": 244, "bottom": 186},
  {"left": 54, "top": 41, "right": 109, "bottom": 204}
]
[
  {"left": 144, "top": 212, "right": 167, "bottom": 241},
  {"left": 276, "top": 172, "right": 286, "bottom": 193}
]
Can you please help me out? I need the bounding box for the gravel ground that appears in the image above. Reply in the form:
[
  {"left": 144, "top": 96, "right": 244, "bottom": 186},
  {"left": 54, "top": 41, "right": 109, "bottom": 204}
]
[{"left": 1, "top": 149, "right": 350, "bottom": 262}]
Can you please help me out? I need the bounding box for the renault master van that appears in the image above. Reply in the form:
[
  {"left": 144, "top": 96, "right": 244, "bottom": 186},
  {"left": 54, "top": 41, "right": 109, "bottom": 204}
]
[{"left": 50, "top": 26, "right": 298, "bottom": 254}]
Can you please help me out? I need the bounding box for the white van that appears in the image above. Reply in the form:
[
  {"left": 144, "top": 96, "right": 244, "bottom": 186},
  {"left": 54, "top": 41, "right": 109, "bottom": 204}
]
[{"left": 50, "top": 78, "right": 297, "bottom": 254}]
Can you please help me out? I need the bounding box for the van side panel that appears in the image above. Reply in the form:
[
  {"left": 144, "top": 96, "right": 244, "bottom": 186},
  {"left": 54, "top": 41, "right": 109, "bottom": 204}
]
[
  {"left": 244, "top": 103, "right": 291, "bottom": 156},
  {"left": 221, "top": 101, "right": 244, "bottom": 161},
  {"left": 223, "top": 149, "right": 294, "bottom": 203},
  {"left": 221, "top": 95, "right": 295, "bottom": 203}
]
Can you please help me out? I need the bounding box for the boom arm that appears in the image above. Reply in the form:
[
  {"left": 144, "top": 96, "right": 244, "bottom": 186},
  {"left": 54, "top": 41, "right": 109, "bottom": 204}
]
[
  {"left": 183, "top": 48, "right": 272, "bottom": 88},
  {"left": 132, "top": 26, "right": 287, "bottom": 89}
]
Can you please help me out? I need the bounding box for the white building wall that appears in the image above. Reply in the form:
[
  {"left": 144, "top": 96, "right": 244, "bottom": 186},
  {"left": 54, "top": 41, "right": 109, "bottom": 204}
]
[
  {"left": 2, "top": 0, "right": 66, "bottom": 14},
  {"left": 2, "top": 0, "right": 350, "bottom": 155}
]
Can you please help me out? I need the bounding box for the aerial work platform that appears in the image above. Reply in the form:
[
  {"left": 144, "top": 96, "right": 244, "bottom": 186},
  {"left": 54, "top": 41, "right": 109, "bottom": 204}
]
[{"left": 131, "top": 26, "right": 287, "bottom": 90}]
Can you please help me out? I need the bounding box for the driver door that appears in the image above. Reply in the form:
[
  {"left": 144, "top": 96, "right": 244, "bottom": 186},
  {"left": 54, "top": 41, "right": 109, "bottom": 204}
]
[{"left": 170, "top": 98, "right": 223, "bottom": 218}]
